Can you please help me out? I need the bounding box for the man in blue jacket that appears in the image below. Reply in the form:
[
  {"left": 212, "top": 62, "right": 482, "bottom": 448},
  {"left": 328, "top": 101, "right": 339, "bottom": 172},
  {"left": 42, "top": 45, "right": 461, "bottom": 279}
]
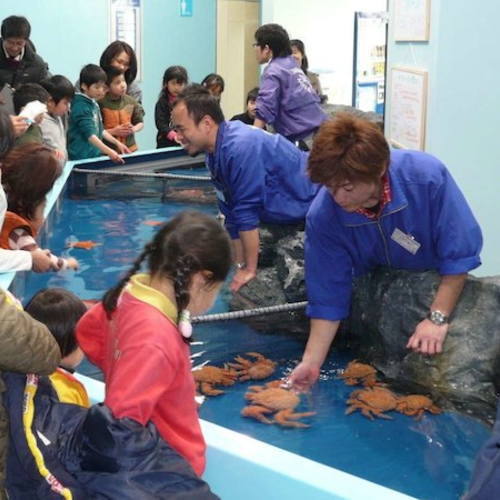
[
  {"left": 170, "top": 84, "right": 319, "bottom": 292},
  {"left": 289, "top": 114, "right": 483, "bottom": 390}
]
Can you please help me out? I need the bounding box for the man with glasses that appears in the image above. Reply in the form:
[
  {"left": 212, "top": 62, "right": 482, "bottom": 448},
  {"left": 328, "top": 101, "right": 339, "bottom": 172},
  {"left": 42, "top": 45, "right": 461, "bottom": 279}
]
[
  {"left": 0, "top": 16, "right": 49, "bottom": 91},
  {"left": 170, "top": 84, "right": 320, "bottom": 293}
]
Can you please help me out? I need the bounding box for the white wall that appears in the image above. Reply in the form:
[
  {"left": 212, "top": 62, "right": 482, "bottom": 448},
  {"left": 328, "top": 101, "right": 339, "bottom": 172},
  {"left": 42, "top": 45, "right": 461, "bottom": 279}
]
[
  {"left": 217, "top": 0, "right": 260, "bottom": 120},
  {"left": 261, "top": 0, "right": 387, "bottom": 104},
  {"left": 0, "top": 0, "right": 217, "bottom": 150}
]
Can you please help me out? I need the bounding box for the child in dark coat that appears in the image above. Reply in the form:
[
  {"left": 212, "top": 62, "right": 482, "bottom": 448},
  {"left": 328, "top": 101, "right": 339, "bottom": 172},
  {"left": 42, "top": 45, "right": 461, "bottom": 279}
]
[{"left": 155, "top": 66, "right": 187, "bottom": 149}]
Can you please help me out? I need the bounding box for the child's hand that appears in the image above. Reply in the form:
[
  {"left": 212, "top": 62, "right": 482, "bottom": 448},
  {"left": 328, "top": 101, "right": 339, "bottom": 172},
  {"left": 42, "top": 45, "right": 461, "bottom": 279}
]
[
  {"left": 66, "top": 257, "right": 79, "bottom": 270},
  {"left": 110, "top": 124, "right": 133, "bottom": 137},
  {"left": 31, "top": 248, "right": 53, "bottom": 272},
  {"left": 116, "top": 143, "right": 131, "bottom": 155},
  {"left": 10, "top": 115, "right": 29, "bottom": 137},
  {"left": 54, "top": 149, "right": 66, "bottom": 162},
  {"left": 108, "top": 150, "right": 125, "bottom": 164}
]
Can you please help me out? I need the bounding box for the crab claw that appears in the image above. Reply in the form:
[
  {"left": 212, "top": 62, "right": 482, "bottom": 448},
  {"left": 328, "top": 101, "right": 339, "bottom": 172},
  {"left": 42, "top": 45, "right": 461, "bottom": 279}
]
[
  {"left": 274, "top": 409, "right": 316, "bottom": 428},
  {"left": 241, "top": 405, "right": 274, "bottom": 424}
]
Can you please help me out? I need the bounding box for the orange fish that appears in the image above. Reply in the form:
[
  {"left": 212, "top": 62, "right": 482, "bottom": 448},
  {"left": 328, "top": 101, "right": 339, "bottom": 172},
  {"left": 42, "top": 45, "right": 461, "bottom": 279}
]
[
  {"left": 143, "top": 220, "right": 163, "bottom": 226},
  {"left": 67, "top": 240, "right": 101, "bottom": 250}
]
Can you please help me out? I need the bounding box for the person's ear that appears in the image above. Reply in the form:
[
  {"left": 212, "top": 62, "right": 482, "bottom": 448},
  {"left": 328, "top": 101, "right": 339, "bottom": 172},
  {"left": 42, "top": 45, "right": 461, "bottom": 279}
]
[
  {"left": 380, "top": 161, "right": 389, "bottom": 177},
  {"left": 201, "top": 115, "right": 213, "bottom": 130},
  {"left": 192, "top": 270, "right": 214, "bottom": 289}
]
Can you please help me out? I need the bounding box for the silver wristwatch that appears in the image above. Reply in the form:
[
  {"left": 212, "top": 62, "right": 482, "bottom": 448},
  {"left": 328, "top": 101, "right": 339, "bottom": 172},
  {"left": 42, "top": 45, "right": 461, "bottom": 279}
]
[{"left": 427, "top": 310, "right": 449, "bottom": 326}]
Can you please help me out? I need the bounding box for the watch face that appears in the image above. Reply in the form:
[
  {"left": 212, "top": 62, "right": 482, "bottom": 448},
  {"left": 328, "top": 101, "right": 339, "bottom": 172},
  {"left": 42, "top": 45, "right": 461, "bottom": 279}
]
[{"left": 430, "top": 310, "right": 447, "bottom": 325}]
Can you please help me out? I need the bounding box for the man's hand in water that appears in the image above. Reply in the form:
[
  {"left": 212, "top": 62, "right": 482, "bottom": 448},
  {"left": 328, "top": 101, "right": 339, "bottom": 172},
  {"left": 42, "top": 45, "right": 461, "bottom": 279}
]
[
  {"left": 230, "top": 268, "right": 256, "bottom": 292},
  {"left": 287, "top": 361, "right": 320, "bottom": 393}
]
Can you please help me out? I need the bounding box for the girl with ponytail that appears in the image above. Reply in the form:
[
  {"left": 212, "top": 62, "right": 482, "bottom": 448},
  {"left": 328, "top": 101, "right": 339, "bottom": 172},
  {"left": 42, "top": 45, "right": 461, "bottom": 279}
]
[{"left": 76, "top": 211, "right": 231, "bottom": 476}]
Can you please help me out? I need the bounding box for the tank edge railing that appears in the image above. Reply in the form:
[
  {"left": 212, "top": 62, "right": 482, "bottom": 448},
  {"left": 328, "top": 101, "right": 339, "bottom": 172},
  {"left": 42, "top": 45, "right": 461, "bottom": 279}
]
[
  {"left": 192, "top": 301, "right": 307, "bottom": 323},
  {"left": 72, "top": 167, "right": 211, "bottom": 182}
]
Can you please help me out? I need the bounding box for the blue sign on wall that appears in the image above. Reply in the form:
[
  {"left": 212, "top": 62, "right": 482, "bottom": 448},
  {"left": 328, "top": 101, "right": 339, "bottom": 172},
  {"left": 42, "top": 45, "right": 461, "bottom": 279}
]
[{"left": 180, "top": 0, "right": 193, "bottom": 17}]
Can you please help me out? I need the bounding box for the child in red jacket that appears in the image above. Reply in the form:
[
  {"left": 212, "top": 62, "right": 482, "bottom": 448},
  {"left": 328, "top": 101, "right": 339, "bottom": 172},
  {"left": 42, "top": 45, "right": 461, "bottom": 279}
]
[{"left": 76, "top": 211, "right": 231, "bottom": 476}]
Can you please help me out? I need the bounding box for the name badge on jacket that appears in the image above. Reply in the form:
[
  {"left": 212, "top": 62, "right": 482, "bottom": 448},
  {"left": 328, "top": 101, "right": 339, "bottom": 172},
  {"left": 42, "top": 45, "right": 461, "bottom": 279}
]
[{"left": 391, "top": 228, "right": 421, "bottom": 255}]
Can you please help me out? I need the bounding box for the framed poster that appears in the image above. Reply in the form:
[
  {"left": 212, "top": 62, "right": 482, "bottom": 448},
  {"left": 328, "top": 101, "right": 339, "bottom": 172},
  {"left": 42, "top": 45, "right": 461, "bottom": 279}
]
[
  {"left": 109, "top": 0, "right": 142, "bottom": 80},
  {"left": 388, "top": 67, "right": 428, "bottom": 150},
  {"left": 393, "top": 0, "right": 430, "bottom": 42}
]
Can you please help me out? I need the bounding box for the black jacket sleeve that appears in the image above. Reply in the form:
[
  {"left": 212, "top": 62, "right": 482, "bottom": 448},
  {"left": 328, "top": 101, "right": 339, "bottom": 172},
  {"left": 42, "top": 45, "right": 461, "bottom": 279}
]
[{"left": 155, "top": 98, "right": 172, "bottom": 136}]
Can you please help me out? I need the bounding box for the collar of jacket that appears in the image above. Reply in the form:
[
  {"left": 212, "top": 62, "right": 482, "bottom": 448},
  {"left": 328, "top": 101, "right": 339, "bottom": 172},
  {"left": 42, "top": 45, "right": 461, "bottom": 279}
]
[
  {"left": 125, "top": 273, "right": 178, "bottom": 324},
  {"left": 75, "top": 92, "right": 97, "bottom": 104},
  {"left": 206, "top": 119, "right": 227, "bottom": 178},
  {"left": 336, "top": 162, "right": 409, "bottom": 227}
]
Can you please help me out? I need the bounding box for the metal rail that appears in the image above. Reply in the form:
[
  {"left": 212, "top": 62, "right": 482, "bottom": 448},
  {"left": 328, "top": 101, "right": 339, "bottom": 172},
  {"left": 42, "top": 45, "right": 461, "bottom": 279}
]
[
  {"left": 72, "top": 167, "right": 211, "bottom": 182},
  {"left": 192, "top": 301, "right": 307, "bottom": 323}
]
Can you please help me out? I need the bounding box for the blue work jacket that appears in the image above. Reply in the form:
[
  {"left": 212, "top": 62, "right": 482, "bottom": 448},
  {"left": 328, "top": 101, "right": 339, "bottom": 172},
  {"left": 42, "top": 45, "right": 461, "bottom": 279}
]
[
  {"left": 255, "top": 55, "right": 326, "bottom": 141},
  {"left": 305, "top": 149, "right": 483, "bottom": 321},
  {"left": 206, "top": 120, "right": 319, "bottom": 239}
]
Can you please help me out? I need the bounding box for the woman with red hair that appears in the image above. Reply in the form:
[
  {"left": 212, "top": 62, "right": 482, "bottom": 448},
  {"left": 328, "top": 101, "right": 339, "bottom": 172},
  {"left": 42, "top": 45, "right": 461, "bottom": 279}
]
[{"left": 289, "top": 113, "right": 482, "bottom": 391}]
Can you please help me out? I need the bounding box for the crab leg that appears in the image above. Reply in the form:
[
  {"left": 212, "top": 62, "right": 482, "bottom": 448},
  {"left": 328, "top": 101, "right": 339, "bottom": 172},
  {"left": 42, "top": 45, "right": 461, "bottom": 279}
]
[
  {"left": 274, "top": 409, "right": 316, "bottom": 428},
  {"left": 241, "top": 405, "right": 274, "bottom": 424},
  {"left": 200, "top": 382, "right": 224, "bottom": 396}
]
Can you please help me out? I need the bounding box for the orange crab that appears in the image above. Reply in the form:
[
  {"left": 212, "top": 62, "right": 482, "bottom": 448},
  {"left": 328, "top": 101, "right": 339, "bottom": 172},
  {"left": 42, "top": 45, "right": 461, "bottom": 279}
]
[
  {"left": 396, "top": 395, "right": 442, "bottom": 420},
  {"left": 192, "top": 365, "right": 238, "bottom": 396},
  {"left": 241, "top": 381, "right": 316, "bottom": 428},
  {"left": 228, "top": 352, "right": 277, "bottom": 381},
  {"left": 345, "top": 386, "right": 399, "bottom": 420},
  {"left": 339, "top": 359, "right": 379, "bottom": 387}
]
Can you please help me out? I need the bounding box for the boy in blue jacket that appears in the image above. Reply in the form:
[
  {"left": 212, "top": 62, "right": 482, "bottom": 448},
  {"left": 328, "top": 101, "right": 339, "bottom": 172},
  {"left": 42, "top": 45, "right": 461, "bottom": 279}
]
[
  {"left": 170, "top": 84, "right": 320, "bottom": 292},
  {"left": 289, "top": 114, "right": 483, "bottom": 391},
  {"left": 67, "top": 64, "right": 129, "bottom": 163}
]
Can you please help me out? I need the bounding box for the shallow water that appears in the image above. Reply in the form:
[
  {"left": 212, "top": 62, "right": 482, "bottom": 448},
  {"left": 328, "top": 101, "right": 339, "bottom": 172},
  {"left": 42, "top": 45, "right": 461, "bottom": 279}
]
[{"left": 13, "top": 172, "right": 490, "bottom": 500}]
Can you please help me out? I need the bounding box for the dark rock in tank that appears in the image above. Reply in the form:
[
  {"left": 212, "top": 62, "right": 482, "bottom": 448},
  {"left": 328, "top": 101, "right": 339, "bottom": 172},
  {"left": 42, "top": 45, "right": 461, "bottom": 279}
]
[
  {"left": 230, "top": 227, "right": 500, "bottom": 424},
  {"left": 230, "top": 225, "right": 308, "bottom": 334},
  {"left": 341, "top": 269, "right": 500, "bottom": 425}
]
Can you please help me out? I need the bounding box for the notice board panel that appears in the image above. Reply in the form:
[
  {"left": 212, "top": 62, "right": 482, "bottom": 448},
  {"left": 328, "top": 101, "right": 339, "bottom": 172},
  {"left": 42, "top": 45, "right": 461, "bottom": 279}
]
[
  {"left": 389, "top": 67, "right": 428, "bottom": 150},
  {"left": 394, "top": 0, "right": 430, "bottom": 42}
]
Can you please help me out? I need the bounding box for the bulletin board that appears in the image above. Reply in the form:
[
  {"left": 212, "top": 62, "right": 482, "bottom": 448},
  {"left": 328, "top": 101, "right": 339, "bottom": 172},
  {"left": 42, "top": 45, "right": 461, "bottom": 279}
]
[
  {"left": 388, "top": 67, "right": 428, "bottom": 150},
  {"left": 109, "top": 0, "right": 142, "bottom": 79},
  {"left": 393, "top": 0, "right": 430, "bottom": 42}
]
